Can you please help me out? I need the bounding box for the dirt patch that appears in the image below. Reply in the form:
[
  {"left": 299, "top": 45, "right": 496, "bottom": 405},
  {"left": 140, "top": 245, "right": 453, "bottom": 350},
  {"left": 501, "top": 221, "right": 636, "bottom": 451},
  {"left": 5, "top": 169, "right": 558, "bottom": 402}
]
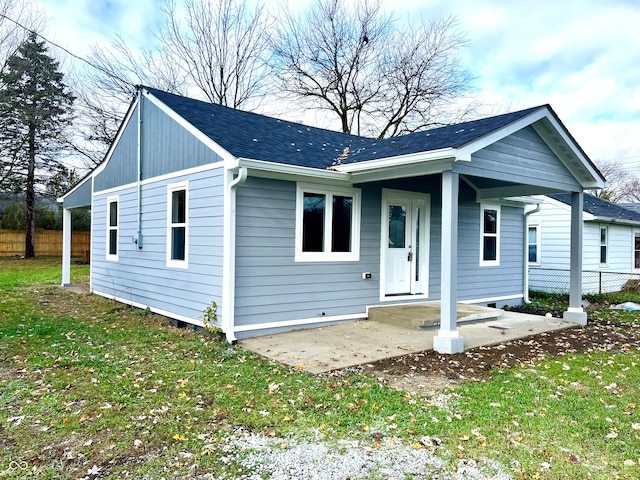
[{"left": 362, "top": 317, "right": 640, "bottom": 393}]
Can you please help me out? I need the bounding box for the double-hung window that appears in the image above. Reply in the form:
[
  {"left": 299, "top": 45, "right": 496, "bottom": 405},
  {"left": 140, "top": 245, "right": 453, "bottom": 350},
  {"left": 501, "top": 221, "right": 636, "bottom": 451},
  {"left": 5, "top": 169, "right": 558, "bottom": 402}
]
[
  {"left": 106, "top": 196, "right": 118, "bottom": 261},
  {"left": 295, "top": 183, "right": 361, "bottom": 261},
  {"left": 599, "top": 225, "right": 608, "bottom": 265},
  {"left": 634, "top": 231, "right": 640, "bottom": 269},
  {"left": 528, "top": 224, "right": 540, "bottom": 264},
  {"left": 167, "top": 182, "right": 188, "bottom": 268},
  {"left": 480, "top": 204, "right": 500, "bottom": 266}
]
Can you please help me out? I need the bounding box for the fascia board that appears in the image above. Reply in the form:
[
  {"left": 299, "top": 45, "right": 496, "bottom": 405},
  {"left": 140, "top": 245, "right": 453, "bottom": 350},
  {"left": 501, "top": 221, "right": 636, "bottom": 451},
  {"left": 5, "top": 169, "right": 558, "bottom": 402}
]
[
  {"left": 532, "top": 118, "right": 605, "bottom": 189},
  {"left": 455, "top": 109, "right": 550, "bottom": 159},
  {"left": 236, "top": 157, "right": 353, "bottom": 184},
  {"left": 142, "top": 88, "right": 236, "bottom": 164},
  {"left": 57, "top": 175, "right": 92, "bottom": 203},
  {"left": 333, "top": 147, "right": 459, "bottom": 173},
  {"left": 588, "top": 217, "right": 640, "bottom": 227}
]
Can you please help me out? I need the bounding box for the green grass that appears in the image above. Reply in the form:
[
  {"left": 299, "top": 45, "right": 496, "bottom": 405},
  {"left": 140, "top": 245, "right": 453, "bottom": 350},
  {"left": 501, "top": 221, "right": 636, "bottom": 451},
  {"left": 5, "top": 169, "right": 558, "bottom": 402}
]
[{"left": 0, "top": 257, "right": 639, "bottom": 479}]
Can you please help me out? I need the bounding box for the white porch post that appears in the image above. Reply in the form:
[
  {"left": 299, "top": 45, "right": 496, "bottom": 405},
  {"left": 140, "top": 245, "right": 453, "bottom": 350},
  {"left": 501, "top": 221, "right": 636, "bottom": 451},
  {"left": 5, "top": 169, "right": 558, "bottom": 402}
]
[
  {"left": 434, "top": 170, "right": 464, "bottom": 353},
  {"left": 61, "top": 208, "right": 72, "bottom": 286},
  {"left": 563, "top": 191, "right": 587, "bottom": 325}
]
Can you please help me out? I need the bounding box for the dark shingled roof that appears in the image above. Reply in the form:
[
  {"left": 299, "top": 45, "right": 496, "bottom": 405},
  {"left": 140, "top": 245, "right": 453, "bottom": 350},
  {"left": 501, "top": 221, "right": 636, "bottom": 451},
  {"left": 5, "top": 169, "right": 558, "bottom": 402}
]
[
  {"left": 549, "top": 194, "right": 640, "bottom": 222},
  {"left": 146, "top": 87, "right": 546, "bottom": 170}
]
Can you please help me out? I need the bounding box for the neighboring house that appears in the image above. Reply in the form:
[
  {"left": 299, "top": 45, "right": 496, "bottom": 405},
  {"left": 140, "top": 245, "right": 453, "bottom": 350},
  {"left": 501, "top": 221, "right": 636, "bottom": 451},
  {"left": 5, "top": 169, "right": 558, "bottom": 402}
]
[
  {"left": 528, "top": 194, "right": 640, "bottom": 293},
  {"left": 59, "top": 87, "right": 604, "bottom": 353}
]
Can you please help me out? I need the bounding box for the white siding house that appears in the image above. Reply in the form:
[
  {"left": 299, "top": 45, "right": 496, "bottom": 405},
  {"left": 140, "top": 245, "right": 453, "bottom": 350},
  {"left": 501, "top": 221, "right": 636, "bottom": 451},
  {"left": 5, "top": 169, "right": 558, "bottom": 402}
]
[{"left": 528, "top": 194, "right": 640, "bottom": 293}]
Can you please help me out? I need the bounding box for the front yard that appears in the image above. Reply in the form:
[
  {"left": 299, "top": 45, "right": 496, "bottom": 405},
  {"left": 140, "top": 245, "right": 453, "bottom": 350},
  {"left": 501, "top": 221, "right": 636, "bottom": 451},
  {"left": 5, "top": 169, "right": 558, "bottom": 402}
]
[{"left": 1, "top": 257, "right": 639, "bottom": 479}]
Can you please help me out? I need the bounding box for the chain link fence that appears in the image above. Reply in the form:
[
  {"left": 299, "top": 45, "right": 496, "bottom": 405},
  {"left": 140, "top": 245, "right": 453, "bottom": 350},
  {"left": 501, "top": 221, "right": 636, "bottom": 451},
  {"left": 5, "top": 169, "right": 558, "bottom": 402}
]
[{"left": 529, "top": 267, "right": 640, "bottom": 294}]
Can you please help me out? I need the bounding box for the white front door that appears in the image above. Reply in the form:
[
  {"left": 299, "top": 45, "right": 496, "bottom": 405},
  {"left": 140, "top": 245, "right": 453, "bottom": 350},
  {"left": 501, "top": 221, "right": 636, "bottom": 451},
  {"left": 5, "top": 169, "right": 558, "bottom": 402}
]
[{"left": 382, "top": 190, "right": 430, "bottom": 296}]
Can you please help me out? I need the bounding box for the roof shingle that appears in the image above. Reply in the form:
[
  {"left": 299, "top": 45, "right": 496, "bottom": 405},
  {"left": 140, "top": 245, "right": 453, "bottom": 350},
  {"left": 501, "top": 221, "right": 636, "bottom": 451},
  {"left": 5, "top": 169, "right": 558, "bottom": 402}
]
[{"left": 146, "top": 87, "right": 546, "bottom": 170}]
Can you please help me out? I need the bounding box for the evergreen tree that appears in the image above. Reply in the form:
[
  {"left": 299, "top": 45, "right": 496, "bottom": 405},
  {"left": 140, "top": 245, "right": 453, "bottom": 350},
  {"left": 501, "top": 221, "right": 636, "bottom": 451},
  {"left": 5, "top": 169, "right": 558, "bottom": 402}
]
[{"left": 0, "top": 31, "right": 74, "bottom": 257}]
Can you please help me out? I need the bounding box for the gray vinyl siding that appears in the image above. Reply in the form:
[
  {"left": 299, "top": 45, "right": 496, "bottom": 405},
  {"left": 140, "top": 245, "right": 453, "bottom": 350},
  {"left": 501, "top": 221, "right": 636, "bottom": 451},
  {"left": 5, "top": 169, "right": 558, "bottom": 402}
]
[
  {"left": 234, "top": 175, "right": 524, "bottom": 330},
  {"left": 63, "top": 177, "right": 92, "bottom": 208},
  {"left": 91, "top": 167, "right": 225, "bottom": 322},
  {"left": 94, "top": 99, "right": 223, "bottom": 193},
  {"left": 94, "top": 105, "right": 139, "bottom": 192},
  {"left": 234, "top": 177, "right": 381, "bottom": 327},
  {"left": 457, "top": 198, "right": 524, "bottom": 302},
  {"left": 454, "top": 127, "right": 582, "bottom": 192}
]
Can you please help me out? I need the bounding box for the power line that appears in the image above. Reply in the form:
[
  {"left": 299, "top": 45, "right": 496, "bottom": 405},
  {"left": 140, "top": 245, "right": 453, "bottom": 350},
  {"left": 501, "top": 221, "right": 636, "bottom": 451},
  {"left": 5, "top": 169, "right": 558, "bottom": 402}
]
[{"left": 0, "top": 12, "right": 132, "bottom": 86}]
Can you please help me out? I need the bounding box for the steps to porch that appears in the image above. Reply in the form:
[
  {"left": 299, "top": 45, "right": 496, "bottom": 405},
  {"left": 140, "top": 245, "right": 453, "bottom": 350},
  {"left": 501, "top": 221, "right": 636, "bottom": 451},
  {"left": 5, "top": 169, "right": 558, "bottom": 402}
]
[{"left": 367, "top": 302, "right": 503, "bottom": 330}]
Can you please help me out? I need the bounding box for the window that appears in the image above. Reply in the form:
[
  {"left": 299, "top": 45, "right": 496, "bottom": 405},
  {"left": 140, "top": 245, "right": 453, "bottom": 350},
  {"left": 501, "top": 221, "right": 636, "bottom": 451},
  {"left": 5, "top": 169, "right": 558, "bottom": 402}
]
[
  {"left": 480, "top": 204, "right": 500, "bottom": 266},
  {"left": 106, "top": 196, "right": 118, "bottom": 261},
  {"left": 528, "top": 224, "right": 539, "bottom": 264},
  {"left": 167, "top": 182, "right": 188, "bottom": 268},
  {"left": 599, "top": 225, "right": 608, "bottom": 265},
  {"left": 295, "top": 183, "right": 361, "bottom": 261},
  {"left": 635, "top": 232, "right": 640, "bottom": 269}
]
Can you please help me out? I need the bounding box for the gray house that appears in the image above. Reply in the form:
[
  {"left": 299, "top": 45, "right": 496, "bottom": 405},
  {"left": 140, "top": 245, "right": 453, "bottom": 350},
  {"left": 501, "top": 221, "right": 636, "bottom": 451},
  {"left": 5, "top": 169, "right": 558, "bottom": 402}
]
[{"left": 59, "top": 87, "right": 604, "bottom": 353}]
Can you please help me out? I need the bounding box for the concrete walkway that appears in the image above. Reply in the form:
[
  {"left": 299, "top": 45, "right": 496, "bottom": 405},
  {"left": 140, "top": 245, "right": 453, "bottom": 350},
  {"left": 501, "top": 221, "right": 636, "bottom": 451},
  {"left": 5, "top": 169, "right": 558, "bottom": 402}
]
[{"left": 239, "top": 311, "right": 579, "bottom": 374}]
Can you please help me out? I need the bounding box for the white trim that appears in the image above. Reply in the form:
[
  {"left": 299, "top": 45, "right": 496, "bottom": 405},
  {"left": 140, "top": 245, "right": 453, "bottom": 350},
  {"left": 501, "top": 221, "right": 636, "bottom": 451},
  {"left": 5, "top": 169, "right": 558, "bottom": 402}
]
[
  {"left": 143, "top": 88, "right": 236, "bottom": 163},
  {"left": 527, "top": 223, "right": 541, "bottom": 266},
  {"left": 238, "top": 157, "right": 352, "bottom": 184},
  {"left": 633, "top": 230, "right": 640, "bottom": 271},
  {"left": 61, "top": 208, "right": 72, "bottom": 285},
  {"left": 233, "top": 313, "right": 366, "bottom": 332},
  {"left": 294, "top": 182, "right": 361, "bottom": 262},
  {"left": 379, "top": 294, "right": 431, "bottom": 302},
  {"left": 334, "top": 147, "right": 461, "bottom": 173},
  {"left": 480, "top": 203, "right": 501, "bottom": 266},
  {"left": 106, "top": 195, "right": 119, "bottom": 262},
  {"left": 460, "top": 293, "right": 524, "bottom": 304},
  {"left": 93, "top": 161, "right": 225, "bottom": 197},
  {"left": 599, "top": 224, "right": 608, "bottom": 266},
  {"left": 379, "top": 188, "right": 431, "bottom": 300},
  {"left": 92, "top": 290, "right": 205, "bottom": 327},
  {"left": 166, "top": 181, "right": 189, "bottom": 269}
]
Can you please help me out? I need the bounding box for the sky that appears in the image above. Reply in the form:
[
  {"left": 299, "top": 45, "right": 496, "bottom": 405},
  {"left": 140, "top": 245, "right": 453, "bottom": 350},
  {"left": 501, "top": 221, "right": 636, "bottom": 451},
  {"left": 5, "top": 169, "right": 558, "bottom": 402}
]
[{"left": 34, "top": 0, "right": 640, "bottom": 169}]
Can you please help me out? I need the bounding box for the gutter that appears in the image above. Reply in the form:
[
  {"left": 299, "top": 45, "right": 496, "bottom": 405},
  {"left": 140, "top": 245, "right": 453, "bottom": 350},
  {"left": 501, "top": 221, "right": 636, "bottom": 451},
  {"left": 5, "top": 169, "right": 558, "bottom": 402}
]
[
  {"left": 524, "top": 203, "right": 542, "bottom": 303},
  {"left": 221, "top": 166, "right": 248, "bottom": 343}
]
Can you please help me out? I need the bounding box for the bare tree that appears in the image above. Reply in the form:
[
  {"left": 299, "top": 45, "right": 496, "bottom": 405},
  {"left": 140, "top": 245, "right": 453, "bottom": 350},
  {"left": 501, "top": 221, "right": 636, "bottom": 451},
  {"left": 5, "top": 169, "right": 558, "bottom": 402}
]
[
  {"left": 271, "top": 0, "right": 473, "bottom": 138},
  {"left": 592, "top": 160, "right": 640, "bottom": 202},
  {"left": 160, "top": 0, "right": 272, "bottom": 107}
]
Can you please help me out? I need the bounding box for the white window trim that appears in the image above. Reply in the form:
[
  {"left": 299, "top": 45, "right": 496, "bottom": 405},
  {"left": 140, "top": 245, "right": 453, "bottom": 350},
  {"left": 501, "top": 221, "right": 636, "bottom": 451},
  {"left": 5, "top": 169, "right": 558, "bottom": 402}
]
[
  {"left": 480, "top": 203, "right": 500, "bottom": 267},
  {"left": 634, "top": 230, "right": 640, "bottom": 270},
  {"left": 295, "top": 182, "right": 361, "bottom": 262},
  {"left": 528, "top": 223, "right": 540, "bottom": 266},
  {"left": 106, "top": 195, "right": 119, "bottom": 262},
  {"left": 599, "top": 224, "right": 608, "bottom": 266},
  {"left": 166, "top": 181, "right": 189, "bottom": 269}
]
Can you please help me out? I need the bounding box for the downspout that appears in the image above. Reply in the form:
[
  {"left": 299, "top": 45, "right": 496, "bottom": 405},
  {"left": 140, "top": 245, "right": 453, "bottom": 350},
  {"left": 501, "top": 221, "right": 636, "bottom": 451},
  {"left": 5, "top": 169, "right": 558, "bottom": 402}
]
[
  {"left": 524, "top": 203, "right": 541, "bottom": 303},
  {"left": 135, "top": 86, "right": 143, "bottom": 249},
  {"left": 222, "top": 166, "right": 248, "bottom": 343}
]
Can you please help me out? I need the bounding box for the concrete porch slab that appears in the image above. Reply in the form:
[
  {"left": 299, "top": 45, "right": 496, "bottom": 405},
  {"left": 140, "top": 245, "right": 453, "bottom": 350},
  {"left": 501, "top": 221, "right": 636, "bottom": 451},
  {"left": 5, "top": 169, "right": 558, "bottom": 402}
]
[{"left": 238, "top": 311, "right": 578, "bottom": 374}]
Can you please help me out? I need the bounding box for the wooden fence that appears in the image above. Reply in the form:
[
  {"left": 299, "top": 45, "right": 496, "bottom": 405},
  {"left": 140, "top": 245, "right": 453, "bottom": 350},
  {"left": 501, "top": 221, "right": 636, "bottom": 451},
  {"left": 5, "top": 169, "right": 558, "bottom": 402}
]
[{"left": 0, "top": 229, "right": 90, "bottom": 257}]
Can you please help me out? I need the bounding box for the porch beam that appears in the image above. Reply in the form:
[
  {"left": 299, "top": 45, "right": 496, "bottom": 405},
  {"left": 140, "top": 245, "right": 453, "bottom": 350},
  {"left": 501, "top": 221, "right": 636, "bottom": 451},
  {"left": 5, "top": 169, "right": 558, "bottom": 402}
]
[
  {"left": 434, "top": 170, "right": 464, "bottom": 353},
  {"left": 61, "top": 208, "right": 71, "bottom": 286},
  {"left": 564, "top": 191, "right": 587, "bottom": 325}
]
